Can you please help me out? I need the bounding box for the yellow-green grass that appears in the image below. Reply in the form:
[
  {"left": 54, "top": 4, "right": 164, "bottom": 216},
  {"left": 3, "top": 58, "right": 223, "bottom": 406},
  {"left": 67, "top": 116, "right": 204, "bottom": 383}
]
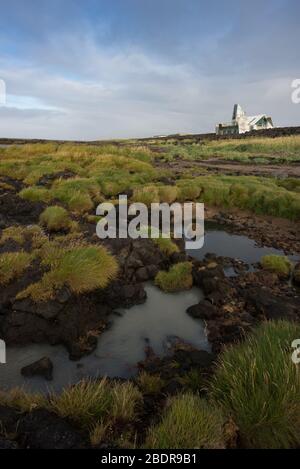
[
  {"left": 200, "top": 136, "right": 300, "bottom": 162},
  {"left": 0, "top": 225, "right": 47, "bottom": 249},
  {"left": 179, "top": 369, "right": 208, "bottom": 394},
  {"left": 261, "top": 255, "right": 292, "bottom": 278},
  {"left": 152, "top": 237, "right": 179, "bottom": 256},
  {"left": 0, "top": 181, "right": 14, "bottom": 191},
  {"left": 176, "top": 183, "right": 202, "bottom": 201},
  {"left": 144, "top": 394, "right": 225, "bottom": 449},
  {"left": 158, "top": 186, "right": 178, "bottom": 204},
  {"left": 0, "top": 144, "right": 156, "bottom": 191},
  {"left": 210, "top": 321, "right": 300, "bottom": 449},
  {"left": 136, "top": 372, "right": 165, "bottom": 395},
  {"left": 19, "top": 186, "right": 51, "bottom": 203},
  {"left": 39, "top": 206, "right": 73, "bottom": 232},
  {"left": 49, "top": 378, "right": 142, "bottom": 428},
  {"left": 179, "top": 175, "right": 300, "bottom": 220},
  {"left": 18, "top": 245, "right": 118, "bottom": 302},
  {"left": 89, "top": 421, "right": 111, "bottom": 447},
  {"left": 132, "top": 186, "right": 160, "bottom": 206},
  {"left": 155, "top": 262, "right": 193, "bottom": 293},
  {"left": 0, "top": 251, "right": 33, "bottom": 285},
  {"left": 160, "top": 136, "right": 300, "bottom": 164},
  {"left": 0, "top": 387, "right": 47, "bottom": 412}
]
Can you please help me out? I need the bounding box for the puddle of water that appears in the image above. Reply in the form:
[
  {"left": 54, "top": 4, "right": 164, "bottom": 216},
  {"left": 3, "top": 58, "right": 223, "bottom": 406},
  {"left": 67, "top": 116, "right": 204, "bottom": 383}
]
[
  {"left": 0, "top": 284, "right": 208, "bottom": 393},
  {"left": 188, "top": 223, "right": 299, "bottom": 264},
  {"left": 1, "top": 226, "right": 298, "bottom": 394}
]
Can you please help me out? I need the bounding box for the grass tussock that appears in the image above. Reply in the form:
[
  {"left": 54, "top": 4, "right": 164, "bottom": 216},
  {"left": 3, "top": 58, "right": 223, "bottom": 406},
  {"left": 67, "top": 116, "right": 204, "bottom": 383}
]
[
  {"left": 152, "top": 237, "right": 179, "bottom": 256},
  {"left": 0, "top": 251, "right": 33, "bottom": 285},
  {"left": 0, "top": 387, "right": 47, "bottom": 412},
  {"left": 132, "top": 186, "right": 160, "bottom": 206},
  {"left": 155, "top": 262, "right": 193, "bottom": 293},
  {"left": 179, "top": 175, "right": 300, "bottom": 220},
  {"left": 18, "top": 245, "right": 118, "bottom": 301},
  {"left": 158, "top": 186, "right": 178, "bottom": 204},
  {"left": 210, "top": 321, "right": 300, "bottom": 449},
  {"left": 179, "top": 368, "right": 207, "bottom": 394},
  {"left": 177, "top": 184, "right": 201, "bottom": 202},
  {"left": 19, "top": 186, "right": 51, "bottom": 203},
  {"left": 39, "top": 206, "right": 73, "bottom": 232},
  {"left": 261, "top": 255, "right": 292, "bottom": 278},
  {"left": 136, "top": 372, "right": 165, "bottom": 395},
  {"left": 144, "top": 394, "right": 225, "bottom": 449},
  {"left": 50, "top": 378, "right": 142, "bottom": 429},
  {"left": 0, "top": 225, "right": 47, "bottom": 249},
  {"left": 89, "top": 421, "right": 111, "bottom": 447}
]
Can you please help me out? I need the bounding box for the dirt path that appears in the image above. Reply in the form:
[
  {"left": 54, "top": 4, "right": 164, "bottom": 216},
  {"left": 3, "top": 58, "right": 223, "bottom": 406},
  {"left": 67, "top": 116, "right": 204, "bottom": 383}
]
[
  {"left": 156, "top": 159, "right": 300, "bottom": 178},
  {"left": 197, "top": 160, "right": 300, "bottom": 178}
]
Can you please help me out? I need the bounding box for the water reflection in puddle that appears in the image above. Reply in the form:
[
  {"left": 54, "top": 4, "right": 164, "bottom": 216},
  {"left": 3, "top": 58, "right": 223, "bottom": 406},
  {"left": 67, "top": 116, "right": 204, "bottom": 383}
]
[
  {"left": 0, "top": 285, "right": 208, "bottom": 393},
  {"left": 188, "top": 224, "right": 299, "bottom": 264}
]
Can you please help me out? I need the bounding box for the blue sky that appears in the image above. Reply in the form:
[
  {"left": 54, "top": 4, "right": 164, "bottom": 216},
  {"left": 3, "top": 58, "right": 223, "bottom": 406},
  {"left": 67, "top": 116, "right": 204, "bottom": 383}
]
[{"left": 0, "top": 0, "right": 299, "bottom": 139}]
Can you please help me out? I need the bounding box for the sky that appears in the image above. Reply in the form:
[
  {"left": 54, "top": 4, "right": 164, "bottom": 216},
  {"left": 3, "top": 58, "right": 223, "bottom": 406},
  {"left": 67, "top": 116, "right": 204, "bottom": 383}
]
[{"left": 0, "top": 0, "right": 299, "bottom": 140}]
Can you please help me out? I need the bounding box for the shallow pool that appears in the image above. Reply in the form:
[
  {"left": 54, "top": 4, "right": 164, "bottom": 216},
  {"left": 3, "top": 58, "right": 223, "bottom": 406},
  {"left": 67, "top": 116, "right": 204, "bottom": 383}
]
[{"left": 0, "top": 284, "right": 208, "bottom": 393}]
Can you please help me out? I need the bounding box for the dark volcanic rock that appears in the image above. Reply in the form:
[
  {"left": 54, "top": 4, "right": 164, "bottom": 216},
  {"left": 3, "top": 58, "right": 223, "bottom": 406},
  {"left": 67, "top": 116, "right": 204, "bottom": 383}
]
[
  {"left": 18, "top": 409, "right": 84, "bottom": 449},
  {"left": 244, "top": 287, "right": 299, "bottom": 321},
  {"left": 1, "top": 277, "right": 147, "bottom": 359},
  {"left": 0, "top": 406, "right": 20, "bottom": 434},
  {"left": 0, "top": 193, "right": 45, "bottom": 226},
  {"left": 21, "top": 357, "right": 53, "bottom": 381},
  {"left": 293, "top": 263, "right": 300, "bottom": 286},
  {"left": 186, "top": 301, "right": 222, "bottom": 319}
]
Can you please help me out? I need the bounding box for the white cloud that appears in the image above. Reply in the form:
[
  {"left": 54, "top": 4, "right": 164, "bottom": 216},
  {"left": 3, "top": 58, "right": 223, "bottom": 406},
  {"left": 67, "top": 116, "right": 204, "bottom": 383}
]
[{"left": 0, "top": 26, "right": 299, "bottom": 140}]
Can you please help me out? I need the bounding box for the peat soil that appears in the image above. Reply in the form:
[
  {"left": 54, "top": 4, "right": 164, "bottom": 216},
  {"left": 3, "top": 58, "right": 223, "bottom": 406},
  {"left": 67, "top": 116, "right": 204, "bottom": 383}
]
[
  {"left": 154, "top": 158, "right": 300, "bottom": 178},
  {"left": 0, "top": 176, "right": 300, "bottom": 448}
]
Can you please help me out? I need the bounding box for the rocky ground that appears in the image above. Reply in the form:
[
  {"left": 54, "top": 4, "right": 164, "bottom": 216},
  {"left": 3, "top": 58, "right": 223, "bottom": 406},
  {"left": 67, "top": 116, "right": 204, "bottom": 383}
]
[{"left": 0, "top": 156, "right": 300, "bottom": 448}]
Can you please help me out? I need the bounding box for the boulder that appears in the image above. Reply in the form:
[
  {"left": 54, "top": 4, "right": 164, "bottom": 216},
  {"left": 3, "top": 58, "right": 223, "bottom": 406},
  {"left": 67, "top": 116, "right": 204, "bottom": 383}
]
[
  {"left": 186, "top": 301, "right": 221, "bottom": 320},
  {"left": 21, "top": 357, "right": 53, "bottom": 381}
]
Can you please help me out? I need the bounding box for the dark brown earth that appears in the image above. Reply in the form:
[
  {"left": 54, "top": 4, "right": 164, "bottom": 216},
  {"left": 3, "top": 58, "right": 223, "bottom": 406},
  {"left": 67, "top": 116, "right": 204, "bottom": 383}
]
[
  {"left": 155, "top": 158, "right": 300, "bottom": 178},
  {"left": 0, "top": 156, "right": 300, "bottom": 448}
]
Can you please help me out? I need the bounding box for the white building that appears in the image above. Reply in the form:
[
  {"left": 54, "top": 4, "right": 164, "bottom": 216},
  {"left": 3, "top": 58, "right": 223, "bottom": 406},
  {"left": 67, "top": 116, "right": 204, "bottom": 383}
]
[{"left": 216, "top": 104, "right": 274, "bottom": 136}]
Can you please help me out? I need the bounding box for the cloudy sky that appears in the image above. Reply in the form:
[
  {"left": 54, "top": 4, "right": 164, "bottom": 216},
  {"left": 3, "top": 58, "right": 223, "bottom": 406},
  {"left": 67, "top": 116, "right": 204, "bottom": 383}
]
[{"left": 0, "top": 0, "right": 299, "bottom": 140}]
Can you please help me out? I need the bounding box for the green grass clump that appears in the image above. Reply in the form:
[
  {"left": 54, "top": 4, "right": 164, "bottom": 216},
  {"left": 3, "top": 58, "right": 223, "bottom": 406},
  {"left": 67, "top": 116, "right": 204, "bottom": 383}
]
[
  {"left": 210, "top": 321, "right": 300, "bottom": 449},
  {"left": 177, "top": 184, "right": 201, "bottom": 201},
  {"left": 261, "top": 255, "right": 292, "bottom": 278},
  {"left": 0, "top": 225, "right": 47, "bottom": 249},
  {"left": 49, "top": 378, "right": 142, "bottom": 428},
  {"left": 0, "top": 181, "right": 14, "bottom": 191},
  {"left": 19, "top": 186, "right": 51, "bottom": 202},
  {"left": 67, "top": 190, "right": 94, "bottom": 214},
  {"left": 18, "top": 245, "right": 118, "bottom": 301},
  {"left": 0, "top": 387, "right": 47, "bottom": 412},
  {"left": 152, "top": 237, "right": 179, "bottom": 256},
  {"left": 158, "top": 186, "right": 178, "bottom": 203},
  {"left": 179, "top": 369, "right": 207, "bottom": 394},
  {"left": 144, "top": 394, "right": 225, "bottom": 449},
  {"left": 0, "top": 251, "right": 33, "bottom": 285},
  {"left": 132, "top": 186, "right": 160, "bottom": 206},
  {"left": 39, "top": 206, "right": 73, "bottom": 232},
  {"left": 155, "top": 262, "right": 193, "bottom": 292},
  {"left": 188, "top": 175, "right": 300, "bottom": 220},
  {"left": 137, "top": 372, "right": 165, "bottom": 395}
]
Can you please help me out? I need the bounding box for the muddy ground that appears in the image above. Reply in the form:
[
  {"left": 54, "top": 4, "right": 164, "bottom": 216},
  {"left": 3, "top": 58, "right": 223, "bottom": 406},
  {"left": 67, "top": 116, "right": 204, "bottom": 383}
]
[
  {"left": 155, "top": 158, "right": 300, "bottom": 178},
  {"left": 0, "top": 153, "right": 300, "bottom": 448}
]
